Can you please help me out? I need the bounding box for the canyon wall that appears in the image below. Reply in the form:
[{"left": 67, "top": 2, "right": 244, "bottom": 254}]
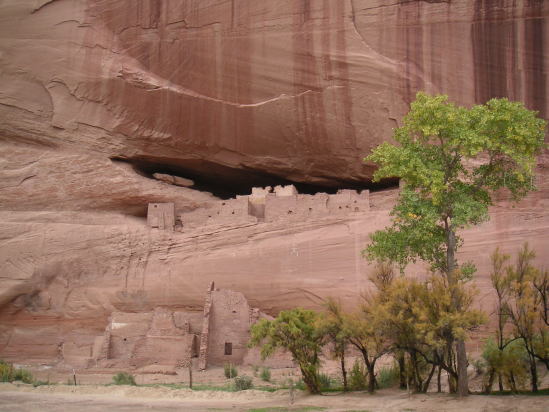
[{"left": 0, "top": 0, "right": 548, "bottom": 366}]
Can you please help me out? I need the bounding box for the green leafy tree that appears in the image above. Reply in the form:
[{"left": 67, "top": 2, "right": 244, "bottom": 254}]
[
  {"left": 364, "top": 92, "right": 546, "bottom": 396},
  {"left": 249, "top": 308, "right": 324, "bottom": 394}
]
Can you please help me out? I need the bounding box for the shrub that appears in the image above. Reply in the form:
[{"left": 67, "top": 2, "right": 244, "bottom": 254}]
[
  {"left": 317, "top": 373, "right": 332, "bottom": 390},
  {"left": 0, "top": 361, "right": 14, "bottom": 382},
  {"left": 472, "top": 358, "right": 486, "bottom": 376},
  {"left": 377, "top": 364, "right": 399, "bottom": 389},
  {"left": 260, "top": 367, "right": 271, "bottom": 382},
  {"left": 13, "top": 368, "right": 33, "bottom": 384},
  {"left": 252, "top": 365, "right": 259, "bottom": 377},
  {"left": 349, "top": 360, "right": 367, "bottom": 391},
  {"left": 112, "top": 372, "right": 136, "bottom": 386},
  {"left": 233, "top": 375, "right": 253, "bottom": 391},
  {"left": 224, "top": 363, "right": 238, "bottom": 379}
]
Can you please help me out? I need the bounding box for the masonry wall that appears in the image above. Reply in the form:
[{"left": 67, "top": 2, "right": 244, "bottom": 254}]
[
  {"left": 147, "top": 203, "right": 175, "bottom": 230},
  {"left": 207, "top": 289, "right": 255, "bottom": 366},
  {"left": 167, "top": 186, "right": 371, "bottom": 231},
  {"left": 94, "top": 308, "right": 199, "bottom": 369}
]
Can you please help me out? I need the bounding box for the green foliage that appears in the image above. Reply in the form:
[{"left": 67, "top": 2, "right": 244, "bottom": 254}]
[
  {"left": 377, "top": 364, "right": 399, "bottom": 389},
  {"left": 316, "top": 373, "right": 332, "bottom": 390},
  {"left": 472, "top": 358, "right": 486, "bottom": 376},
  {"left": 233, "top": 375, "right": 253, "bottom": 391},
  {"left": 249, "top": 308, "right": 324, "bottom": 394},
  {"left": 224, "top": 363, "right": 238, "bottom": 379},
  {"left": 260, "top": 367, "right": 271, "bottom": 382},
  {"left": 486, "top": 244, "right": 549, "bottom": 392},
  {"left": 364, "top": 92, "right": 546, "bottom": 275},
  {"left": 112, "top": 372, "right": 136, "bottom": 386},
  {"left": 482, "top": 337, "right": 529, "bottom": 391},
  {"left": 13, "top": 368, "right": 33, "bottom": 384},
  {"left": 372, "top": 274, "right": 485, "bottom": 392},
  {"left": 0, "top": 361, "right": 33, "bottom": 384},
  {"left": 0, "top": 360, "right": 14, "bottom": 382},
  {"left": 317, "top": 298, "right": 350, "bottom": 391},
  {"left": 348, "top": 359, "right": 367, "bottom": 391}
]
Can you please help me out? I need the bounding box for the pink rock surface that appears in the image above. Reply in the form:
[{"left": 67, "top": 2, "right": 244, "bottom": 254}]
[{"left": 0, "top": 0, "right": 546, "bottom": 186}]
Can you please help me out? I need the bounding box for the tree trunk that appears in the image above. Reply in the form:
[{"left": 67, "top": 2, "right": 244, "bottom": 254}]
[
  {"left": 340, "top": 351, "right": 348, "bottom": 392},
  {"left": 437, "top": 365, "right": 442, "bottom": 393},
  {"left": 445, "top": 225, "right": 469, "bottom": 397},
  {"left": 498, "top": 373, "right": 503, "bottom": 392},
  {"left": 422, "top": 363, "right": 437, "bottom": 393},
  {"left": 398, "top": 353, "right": 407, "bottom": 390},
  {"left": 367, "top": 363, "right": 376, "bottom": 394},
  {"left": 456, "top": 340, "right": 469, "bottom": 396},
  {"left": 509, "top": 371, "right": 517, "bottom": 393},
  {"left": 299, "top": 366, "right": 320, "bottom": 394},
  {"left": 484, "top": 368, "right": 495, "bottom": 394},
  {"left": 529, "top": 355, "right": 538, "bottom": 392}
]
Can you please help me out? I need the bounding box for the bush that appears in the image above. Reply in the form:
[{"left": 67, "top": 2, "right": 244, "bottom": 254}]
[
  {"left": 260, "top": 367, "right": 271, "bottom": 382},
  {"left": 0, "top": 361, "right": 33, "bottom": 384},
  {"left": 252, "top": 365, "right": 259, "bottom": 377},
  {"left": 317, "top": 373, "right": 332, "bottom": 390},
  {"left": 233, "top": 375, "right": 253, "bottom": 391},
  {"left": 349, "top": 359, "right": 367, "bottom": 391},
  {"left": 112, "top": 372, "right": 136, "bottom": 386},
  {"left": 0, "top": 361, "right": 14, "bottom": 382},
  {"left": 224, "top": 363, "right": 238, "bottom": 379},
  {"left": 377, "top": 364, "right": 399, "bottom": 389},
  {"left": 472, "top": 358, "right": 486, "bottom": 376},
  {"left": 13, "top": 368, "right": 33, "bottom": 384}
]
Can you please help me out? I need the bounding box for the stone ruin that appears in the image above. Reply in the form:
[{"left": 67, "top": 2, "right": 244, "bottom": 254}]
[
  {"left": 89, "top": 282, "right": 289, "bottom": 372},
  {"left": 147, "top": 185, "right": 370, "bottom": 231}
]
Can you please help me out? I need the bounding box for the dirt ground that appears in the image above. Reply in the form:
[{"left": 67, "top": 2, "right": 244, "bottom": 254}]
[{"left": 1, "top": 383, "right": 548, "bottom": 412}]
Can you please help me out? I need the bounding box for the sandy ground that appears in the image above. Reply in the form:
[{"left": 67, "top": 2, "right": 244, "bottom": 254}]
[{"left": 1, "top": 383, "right": 548, "bottom": 412}]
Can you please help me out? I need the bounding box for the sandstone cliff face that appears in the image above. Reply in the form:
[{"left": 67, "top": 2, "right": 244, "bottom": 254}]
[
  {"left": 1, "top": 0, "right": 546, "bottom": 189},
  {"left": 0, "top": 0, "right": 548, "bottom": 366}
]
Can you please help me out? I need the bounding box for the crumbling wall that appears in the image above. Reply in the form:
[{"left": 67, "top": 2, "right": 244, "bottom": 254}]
[
  {"left": 131, "top": 308, "right": 195, "bottom": 368},
  {"left": 93, "top": 308, "right": 199, "bottom": 369},
  {"left": 147, "top": 203, "right": 175, "bottom": 230}
]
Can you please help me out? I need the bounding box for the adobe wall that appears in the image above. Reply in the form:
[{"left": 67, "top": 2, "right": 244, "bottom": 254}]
[
  {"left": 206, "top": 288, "right": 256, "bottom": 367},
  {"left": 151, "top": 185, "right": 371, "bottom": 232},
  {"left": 93, "top": 308, "right": 199, "bottom": 369},
  {"left": 85, "top": 285, "right": 287, "bottom": 371},
  {"left": 147, "top": 203, "right": 175, "bottom": 230},
  {"left": 178, "top": 197, "right": 256, "bottom": 229}
]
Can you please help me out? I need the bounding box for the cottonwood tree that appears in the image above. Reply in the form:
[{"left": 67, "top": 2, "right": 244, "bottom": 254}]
[
  {"left": 248, "top": 308, "right": 324, "bottom": 394},
  {"left": 364, "top": 92, "right": 546, "bottom": 396}
]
